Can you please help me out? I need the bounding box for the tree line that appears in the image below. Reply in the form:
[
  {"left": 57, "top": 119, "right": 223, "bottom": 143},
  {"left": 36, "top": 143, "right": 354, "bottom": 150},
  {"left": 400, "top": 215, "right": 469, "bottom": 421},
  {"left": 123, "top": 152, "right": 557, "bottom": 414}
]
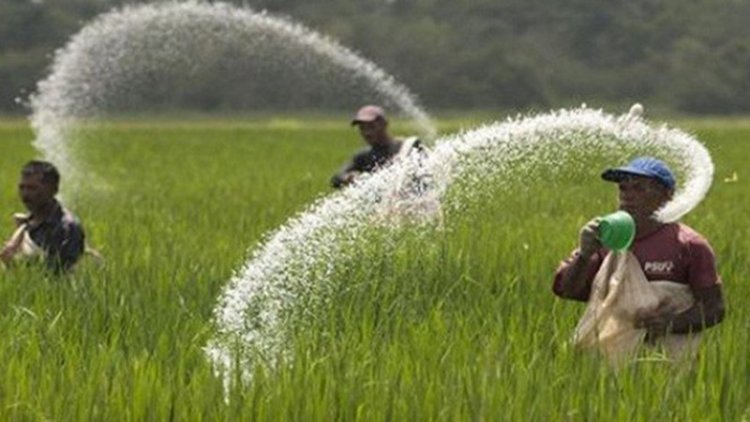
[{"left": 1, "top": 0, "right": 749, "bottom": 114}]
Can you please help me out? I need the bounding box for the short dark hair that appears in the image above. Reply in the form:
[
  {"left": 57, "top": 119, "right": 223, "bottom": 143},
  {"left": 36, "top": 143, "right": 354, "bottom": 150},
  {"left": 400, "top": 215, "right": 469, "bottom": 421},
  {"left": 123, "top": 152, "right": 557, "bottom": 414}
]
[{"left": 21, "top": 160, "right": 60, "bottom": 189}]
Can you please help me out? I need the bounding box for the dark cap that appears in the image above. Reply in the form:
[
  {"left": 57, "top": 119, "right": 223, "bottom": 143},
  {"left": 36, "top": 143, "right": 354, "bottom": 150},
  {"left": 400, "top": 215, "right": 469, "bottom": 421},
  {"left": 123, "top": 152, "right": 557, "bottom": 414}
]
[
  {"left": 601, "top": 156, "right": 676, "bottom": 190},
  {"left": 351, "top": 105, "right": 386, "bottom": 125}
]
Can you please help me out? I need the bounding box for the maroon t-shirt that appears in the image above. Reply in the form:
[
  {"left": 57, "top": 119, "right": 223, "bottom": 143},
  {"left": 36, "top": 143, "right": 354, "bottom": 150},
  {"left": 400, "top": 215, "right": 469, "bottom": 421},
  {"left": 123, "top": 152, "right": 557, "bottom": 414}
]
[{"left": 553, "top": 223, "right": 721, "bottom": 302}]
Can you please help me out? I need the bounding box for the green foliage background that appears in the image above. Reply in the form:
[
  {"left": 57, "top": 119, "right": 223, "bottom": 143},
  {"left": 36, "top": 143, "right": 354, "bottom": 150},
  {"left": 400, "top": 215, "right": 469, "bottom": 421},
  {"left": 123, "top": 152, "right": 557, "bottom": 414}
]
[
  {"left": 0, "top": 116, "right": 747, "bottom": 419},
  {"left": 2, "top": 0, "right": 750, "bottom": 114}
]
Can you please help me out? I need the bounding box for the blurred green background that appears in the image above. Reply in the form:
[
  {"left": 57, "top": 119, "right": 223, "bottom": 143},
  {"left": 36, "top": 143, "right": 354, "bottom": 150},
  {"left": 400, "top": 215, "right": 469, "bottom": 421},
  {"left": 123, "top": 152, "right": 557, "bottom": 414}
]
[{"left": 2, "top": 0, "right": 750, "bottom": 115}]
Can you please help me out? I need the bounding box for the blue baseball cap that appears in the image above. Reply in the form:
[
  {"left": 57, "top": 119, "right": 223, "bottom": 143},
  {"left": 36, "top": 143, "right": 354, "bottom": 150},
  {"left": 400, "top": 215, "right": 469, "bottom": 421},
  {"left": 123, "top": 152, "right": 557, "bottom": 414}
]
[{"left": 601, "top": 157, "right": 676, "bottom": 190}]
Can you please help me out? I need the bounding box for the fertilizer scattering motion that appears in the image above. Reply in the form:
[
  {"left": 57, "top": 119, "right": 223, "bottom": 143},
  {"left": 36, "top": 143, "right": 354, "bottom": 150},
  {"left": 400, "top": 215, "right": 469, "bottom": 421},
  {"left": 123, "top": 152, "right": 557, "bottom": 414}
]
[
  {"left": 29, "top": 1, "right": 435, "bottom": 188},
  {"left": 206, "top": 106, "right": 714, "bottom": 382},
  {"left": 25, "top": 1, "right": 714, "bottom": 385}
]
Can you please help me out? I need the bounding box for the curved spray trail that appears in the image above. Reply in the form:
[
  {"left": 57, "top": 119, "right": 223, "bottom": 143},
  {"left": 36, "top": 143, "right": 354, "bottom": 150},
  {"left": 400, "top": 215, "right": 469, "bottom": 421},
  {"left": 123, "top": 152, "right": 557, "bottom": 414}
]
[
  {"left": 29, "top": 1, "right": 435, "bottom": 190},
  {"left": 206, "top": 106, "right": 714, "bottom": 381},
  {"left": 22, "top": 0, "right": 714, "bottom": 384}
]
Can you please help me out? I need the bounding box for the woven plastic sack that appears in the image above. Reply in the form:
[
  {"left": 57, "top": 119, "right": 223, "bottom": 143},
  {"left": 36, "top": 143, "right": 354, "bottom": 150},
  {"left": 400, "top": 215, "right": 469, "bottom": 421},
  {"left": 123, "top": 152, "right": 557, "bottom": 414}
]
[{"left": 573, "top": 251, "right": 700, "bottom": 366}]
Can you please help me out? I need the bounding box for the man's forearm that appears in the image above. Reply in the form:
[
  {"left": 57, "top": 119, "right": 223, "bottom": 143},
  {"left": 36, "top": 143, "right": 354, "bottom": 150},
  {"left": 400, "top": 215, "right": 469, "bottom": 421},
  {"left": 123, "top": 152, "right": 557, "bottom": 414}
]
[
  {"left": 2, "top": 226, "right": 27, "bottom": 264},
  {"left": 558, "top": 252, "right": 594, "bottom": 299},
  {"left": 646, "top": 285, "right": 726, "bottom": 337},
  {"left": 331, "top": 174, "right": 345, "bottom": 188},
  {"left": 0, "top": 253, "right": 12, "bottom": 264},
  {"left": 1, "top": 245, "right": 17, "bottom": 264},
  {"left": 331, "top": 170, "right": 358, "bottom": 188},
  {"left": 666, "top": 301, "right": 725, "bottom": 334}
]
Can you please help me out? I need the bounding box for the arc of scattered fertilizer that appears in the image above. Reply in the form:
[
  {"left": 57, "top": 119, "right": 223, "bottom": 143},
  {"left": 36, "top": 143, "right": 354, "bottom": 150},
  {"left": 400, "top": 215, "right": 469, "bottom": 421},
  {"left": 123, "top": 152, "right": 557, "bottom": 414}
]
[
  {"left": 206, "top": 106, "right": 715, "bottom": 386},
  {"left": 28, "top": 2, "right": 436, "bottom": 194}
]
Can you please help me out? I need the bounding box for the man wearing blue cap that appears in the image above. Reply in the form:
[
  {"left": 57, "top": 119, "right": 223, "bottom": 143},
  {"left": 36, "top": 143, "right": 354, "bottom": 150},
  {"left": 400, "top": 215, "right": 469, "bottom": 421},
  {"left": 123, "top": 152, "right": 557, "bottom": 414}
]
[
  {"left": 330, "top": 105, "right": 422, "bottom": 189},
  {"left": 553, "top": 157, "right": 725, "bottom": 343}
]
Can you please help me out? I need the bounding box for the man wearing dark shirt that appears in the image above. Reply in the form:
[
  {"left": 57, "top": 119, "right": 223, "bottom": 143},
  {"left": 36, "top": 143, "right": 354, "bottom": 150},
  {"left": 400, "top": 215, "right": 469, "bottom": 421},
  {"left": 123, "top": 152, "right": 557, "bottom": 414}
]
[
  {"left": 331, "top": 105, "right": 421, "bottom": 188},
  {"left": 553, "top": 157, "right": 725, "bottom": 342},
  {"left": 1, "top": 160, "right": 85, "bottom": 273}
]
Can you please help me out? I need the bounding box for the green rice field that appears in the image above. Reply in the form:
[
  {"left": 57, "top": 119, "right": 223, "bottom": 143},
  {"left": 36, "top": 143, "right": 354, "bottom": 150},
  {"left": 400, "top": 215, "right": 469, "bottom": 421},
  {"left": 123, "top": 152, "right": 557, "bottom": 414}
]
[{"left": 0, "top": 115, "right": 748, "bottom": 420}]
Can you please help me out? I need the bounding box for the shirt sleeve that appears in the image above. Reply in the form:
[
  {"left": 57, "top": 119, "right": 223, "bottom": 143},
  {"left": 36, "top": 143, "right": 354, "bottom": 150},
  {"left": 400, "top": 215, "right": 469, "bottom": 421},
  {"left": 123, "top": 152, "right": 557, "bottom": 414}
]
[
  {"left": 331, "top": 150, "right": 368, "bottom": 188},
  {"left": 687, "top": 238, "right": 721, "bottom": 291},
  {"left": 552, "top": 248, "right": 605, "bottom": 301}
]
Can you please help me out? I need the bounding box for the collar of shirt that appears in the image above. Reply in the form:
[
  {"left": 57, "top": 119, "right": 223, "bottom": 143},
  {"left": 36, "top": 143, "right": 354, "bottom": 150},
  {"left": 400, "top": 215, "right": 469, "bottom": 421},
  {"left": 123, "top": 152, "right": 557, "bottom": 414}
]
[{"left": 27, "top": 200, "right": 64, "bottom": 231}]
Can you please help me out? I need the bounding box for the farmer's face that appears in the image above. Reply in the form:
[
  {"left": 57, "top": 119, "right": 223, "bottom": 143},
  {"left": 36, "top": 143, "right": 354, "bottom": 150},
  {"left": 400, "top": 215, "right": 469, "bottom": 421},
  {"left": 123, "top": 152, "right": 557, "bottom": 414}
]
[
  {"left": 357, "top": 119, "right": 388, "bottom": 146},
  {"left": 19, "top": 172, "right": 56, "bottom": 213},
  {"left": 617, "top": 176, "right": 672, "bottom": 220}
]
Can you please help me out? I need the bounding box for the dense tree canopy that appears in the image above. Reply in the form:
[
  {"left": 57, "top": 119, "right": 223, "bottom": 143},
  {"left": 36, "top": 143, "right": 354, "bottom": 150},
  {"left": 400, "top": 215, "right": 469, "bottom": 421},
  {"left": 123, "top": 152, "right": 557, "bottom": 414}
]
[{"left": 1, "top": 0, "right": 748, "bottom": 113}]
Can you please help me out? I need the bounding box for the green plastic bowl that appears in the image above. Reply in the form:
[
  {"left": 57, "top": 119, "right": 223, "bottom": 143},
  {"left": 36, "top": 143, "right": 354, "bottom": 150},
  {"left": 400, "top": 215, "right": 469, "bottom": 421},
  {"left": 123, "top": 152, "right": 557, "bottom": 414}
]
[{"left": 598, "top": 211, "right": 635, "bottom": 252}]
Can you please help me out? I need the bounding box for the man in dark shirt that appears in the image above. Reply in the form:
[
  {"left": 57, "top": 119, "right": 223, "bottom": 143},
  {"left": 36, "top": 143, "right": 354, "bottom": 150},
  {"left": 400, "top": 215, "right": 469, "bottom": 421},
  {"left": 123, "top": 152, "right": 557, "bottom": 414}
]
[
  {"left": 331, "top": 105, "right": 421, "bottom": 188},
  {"left": 1, "top": 160, "right": 85, "bottom": 273}
]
